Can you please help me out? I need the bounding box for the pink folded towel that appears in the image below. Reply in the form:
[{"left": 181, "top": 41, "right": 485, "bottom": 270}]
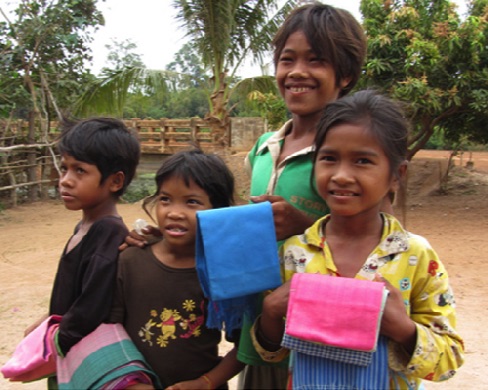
[
  {"left": 285, "top": 273, "right": 386, "bottom": 352},
  {"left": 1, "top": 315, "right": 61, "bottom": 382}
]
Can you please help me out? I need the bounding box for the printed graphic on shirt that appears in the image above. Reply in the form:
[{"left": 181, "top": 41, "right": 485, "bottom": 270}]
[
  {"left": 428, "top": 259, "right": 439, "bottom": 276},
  {"left": 435, "top": 288, "right": 455, "bottom": 307},
  {"left": 283, "top": 247, "right": 308, "bottom": 273},
  {"left": 380, "top": 232, "right": 409, "bottom": 253},
  {"left": 361, "top": 254, "right": 394, "bottom": 276},
  {"left": 138, "top": 299, "right": 205, "bottom": 348},
  {"left": 289, "top": 195, "right": 328, "bottom": 218}
]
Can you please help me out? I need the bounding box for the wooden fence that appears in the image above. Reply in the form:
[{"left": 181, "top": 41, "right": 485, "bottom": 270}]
[
  {"left": 0, "top": 117, "right": 265, "bottom": 207},
  {"left": 126, "top": 118, "right": 217, "bottom": 154}
]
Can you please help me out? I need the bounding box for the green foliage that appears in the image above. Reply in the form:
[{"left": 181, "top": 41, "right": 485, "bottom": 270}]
[
  {"left": 102, "top": 38, "right": 145, "bottom": 73},
  {"left": 81, "top": 40, "right": 212, "bottom": 119},
  {"left": 0, "top": 0, "right": 103, "bottom": 119},
  {"left": 172, "top": 0, "right": 297, "bottom": 125},
  {"left": 166, "top": 42, "right": 208, "bottom": 89},
  {"left": 122, "top": 173, "right": 156, "bottom": 204},
  {"left": 359, "top": 0, "right": 488, "bottom": 158},
  {"left": 245, "top": 91, "right": 289, "bottom": 131},
  {"left": 75, "top": 0, "right": 297, "bottom": 144},
  {"left": 423, "top": 128, "right": 447, "bottom": 149},
  {"left": 75, "top": 67, "right": 176, "bottom": 117},
  {"left": 161, "top": 87, "right": 208, "bottom": 118}
]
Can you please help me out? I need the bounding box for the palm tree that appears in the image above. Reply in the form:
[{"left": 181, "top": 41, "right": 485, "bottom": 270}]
[{"left": 75, "top": 0, "right": 297, "bottom": 146}]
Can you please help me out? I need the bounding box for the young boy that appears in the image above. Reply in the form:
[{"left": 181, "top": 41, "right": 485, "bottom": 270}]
[
  {"left": 26, "top": 117, "right": 140, "bottom": 384},
  {"left": 238, "top": 3, "right": 368, "bottom": 388}
]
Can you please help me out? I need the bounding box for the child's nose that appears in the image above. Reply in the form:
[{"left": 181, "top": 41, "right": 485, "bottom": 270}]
[
  {"left": 59, "top": 172, "right": 73, "bottom": 187},
  {"left": 289, "top": 60, "right": 309, "bottom": 78},
  {"left": 332, "top": 164, "right": 354, "bottom": 184},
  {"left": 167, "top": 205, "right": 185, "bottom": 219}
]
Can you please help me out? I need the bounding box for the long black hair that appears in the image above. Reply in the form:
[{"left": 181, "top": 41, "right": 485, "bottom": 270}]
[{"left": 143, "top": 149, "right": 235, "bottom": 217}]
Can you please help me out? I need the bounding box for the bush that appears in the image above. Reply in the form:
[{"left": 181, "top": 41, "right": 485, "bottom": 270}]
[{"left": 122, "top": 173, "right": 156, "bottom": 203}]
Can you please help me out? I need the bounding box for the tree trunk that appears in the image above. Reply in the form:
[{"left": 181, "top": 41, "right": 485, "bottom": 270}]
[
  {"left": 27, "top": 111, "right": 39, "bottom": 202},
  {"left": 206, "top": 116, "right": 229, "bottom": 148},
  {"left": 206, "top": 72, "right": 230, "bottom": 148}
]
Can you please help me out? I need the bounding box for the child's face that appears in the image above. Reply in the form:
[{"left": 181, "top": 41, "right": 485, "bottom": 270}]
[
  {"left": 154, "top": 175, "right": 212, "bottom": 250},
  {"left": 58, "top": 153, "right": 115, "bottom": 211},
  {"left": 314, "top": 123, "right": 398, "bottom": 217},
  {"left": 275, "top": 30, "right": 346, "bottom": 119}
]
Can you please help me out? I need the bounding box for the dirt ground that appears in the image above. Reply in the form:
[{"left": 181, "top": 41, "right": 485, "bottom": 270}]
[{"left": 1, "top": 150, "right": 487, "bottom": 390}]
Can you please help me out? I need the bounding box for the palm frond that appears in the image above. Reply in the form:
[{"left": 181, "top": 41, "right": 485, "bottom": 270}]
[
  {"left": 73, "top": 66, "right": 177, "bottom": 116},
  {"left": 246, "top": 0, "right": 298, "bottom": 62},
  {"left": 230, "top": 0, "right": 297, "bottom": 65},
  {"left": 173, "top": 0, "right": 298, "bottom": 78},
  {"left": 173, "top": 0, "right": 231, "bottom": 69},
  {"left": 230, "top": 75, "right": 278, "bottom": 101}
]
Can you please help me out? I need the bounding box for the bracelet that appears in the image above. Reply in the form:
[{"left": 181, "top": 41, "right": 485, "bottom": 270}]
[
  {"left": 201, "top": 373, "right": 213, "bottom": 389},
  {"left": 255, "top": 315, "right": 282, "bottom": 349},
  {"left": 250, "top": 315, "right": 289, "bottom": 363}
]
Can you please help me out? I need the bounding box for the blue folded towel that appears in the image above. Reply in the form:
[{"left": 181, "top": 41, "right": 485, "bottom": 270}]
[
  {"left": 290, "top": 336, "right": 390, "bottom": 390},
  {"left": 196, "top": 201, "right": 281, "bottom": 334},
  {"left": 281, "top": 333, "right": 373, "bottom": 367}
]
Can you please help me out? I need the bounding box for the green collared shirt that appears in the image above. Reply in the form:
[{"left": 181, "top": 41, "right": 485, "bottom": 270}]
[{"left": 245, "top": 120, "right": 328, "bottom": 222}]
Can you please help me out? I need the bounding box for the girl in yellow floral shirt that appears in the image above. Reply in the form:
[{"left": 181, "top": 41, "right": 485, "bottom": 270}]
[{"left": 253, "top": 90, "right": 464, "bottom": 389}]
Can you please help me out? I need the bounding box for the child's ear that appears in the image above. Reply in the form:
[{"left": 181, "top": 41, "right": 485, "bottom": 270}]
[
  {"left": 390, "top": 160, "right": 408, "bottom": 193},
  {"left": 340, "top": 77, "right": 352, "bottom": 90},
  {"left": 110, "top": 171, "right": 125, "bottom": 193}
]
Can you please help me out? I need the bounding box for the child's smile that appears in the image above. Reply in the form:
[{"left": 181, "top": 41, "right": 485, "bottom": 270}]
[
  {"left": 164, "top": 223, "right": 188, "bottom": 237},
  {"left": 328, "top": 189, "right": 358, "bottom": 197},
  {"left": 315, "top": 123, "right": 398, "bottom": 217},
  {"left": 155, "top": 175, "right": 212, "bottom": 250},
  {"left": 276, "top": 30, "right": 344, "bottom": 118}
]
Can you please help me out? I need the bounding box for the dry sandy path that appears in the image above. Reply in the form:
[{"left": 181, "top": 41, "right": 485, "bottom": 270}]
[{"left": 1, "top": 150, "right": 488, "bottom": 389}]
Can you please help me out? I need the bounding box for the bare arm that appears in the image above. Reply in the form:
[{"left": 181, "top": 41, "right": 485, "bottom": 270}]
[
  {"left": 118, "top": 225, "right": 162, "bottom": 251},
  {"left": 24, "top": 312, "right": 49, "bottom": 336},
  {"left": 165, "top": 346, "right": 244, "bottom": 390},
  {"left": 258, "top": 281, "right": 291, "bottom": 348}
]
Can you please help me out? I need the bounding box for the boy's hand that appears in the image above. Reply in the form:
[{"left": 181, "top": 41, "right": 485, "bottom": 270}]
[
  {"left": 258, "top": 280, "right": 292, "bottom": 348},
  {"left": 118, "top": 225, "right": 161, "bottom": 251},
  {"left": 24, "top": 313, "right": 48, "bottom": 337},
  {"left": 263, "top": 280, "right": 291, "bottom": 321},
  {"left": 250, "top": 195, "right": 314, "bottom": 241}
]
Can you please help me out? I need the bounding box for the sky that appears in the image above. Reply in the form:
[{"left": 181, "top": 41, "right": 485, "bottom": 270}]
[
  {"left": 88, "top": 0, "right": 468, "bottom": 77},
  {"left": 2, "top": 0, "right": 468, "bottom": 77},
  {"left": 88, "top": 0, "right": 364, "bottom": 76}
]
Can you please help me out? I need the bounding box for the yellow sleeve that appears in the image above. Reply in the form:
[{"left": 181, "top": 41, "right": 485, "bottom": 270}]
[{"left": 389, "top": 239, "right": 464, "bottom": 381}]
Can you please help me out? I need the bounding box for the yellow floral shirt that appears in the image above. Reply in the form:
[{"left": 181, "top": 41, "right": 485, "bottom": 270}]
[{"left": 258, "top": 213, "right": 464, "bottom": 389}]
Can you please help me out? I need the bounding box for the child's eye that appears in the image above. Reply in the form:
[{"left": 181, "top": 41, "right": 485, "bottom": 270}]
[
  {"left": 278, "top": 55, "right": 293, "bottom": 63},
  {"left": 159, "top": 195, "right": 170, "bottom": 203},
  {"left": 319, "top": 155, "right": 335, "bottom": 162},
  {"left": 357, "top": 158, "right": 372, "bottom": 165},
  {"left": 310, "top": 56, "right": 325, "bottom": 63},
  {"left": 76, "top": 167, "right": 86, "bottom": 174},
  {"left": 187, "top": 199, "right": 202, "bottom": 206},
  {"left": 59, "top": 166, "right": 67, "bottom": 173}
]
